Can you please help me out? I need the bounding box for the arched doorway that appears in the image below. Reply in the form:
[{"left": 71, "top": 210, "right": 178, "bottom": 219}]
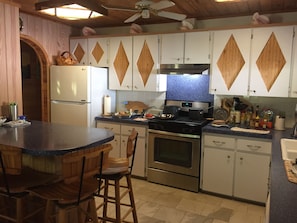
[{"left": 20, "top": 35, "right": 50, "bottom": 122}]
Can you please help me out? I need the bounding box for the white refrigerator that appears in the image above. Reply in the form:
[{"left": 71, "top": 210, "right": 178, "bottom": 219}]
[{"left": 50, "top": 65, "right": 115, "bottom": 127}]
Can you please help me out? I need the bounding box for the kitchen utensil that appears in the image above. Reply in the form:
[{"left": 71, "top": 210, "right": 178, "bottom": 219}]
[
  {"left": 213, "top": 108, "right": 229, "bottom": 121},
  {"left": 163, "top": 105, "right": 180, "bottom": 116}
]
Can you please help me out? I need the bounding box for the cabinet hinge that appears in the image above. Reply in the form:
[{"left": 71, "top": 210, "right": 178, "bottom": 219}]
[{"left": 251, "top": 33, "right": 253, "bottom": 40}]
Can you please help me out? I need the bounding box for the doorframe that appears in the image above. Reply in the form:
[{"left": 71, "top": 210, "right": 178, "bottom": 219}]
[{"left": 20, "top": 34, "right": 50, "bottom": 122}]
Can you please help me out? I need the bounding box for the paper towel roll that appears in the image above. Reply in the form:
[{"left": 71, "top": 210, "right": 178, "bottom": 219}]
[{"left": 104, "top": 95, "right": 111, "bottom": 115}]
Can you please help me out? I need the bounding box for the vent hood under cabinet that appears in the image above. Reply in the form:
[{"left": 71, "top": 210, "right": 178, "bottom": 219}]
[{"left": 159, "top": 64, "right": 210, "bottom": 75}]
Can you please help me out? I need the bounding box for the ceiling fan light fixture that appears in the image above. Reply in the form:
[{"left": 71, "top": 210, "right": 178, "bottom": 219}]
[
  {"left": 142, "top": 9, "right": 150, "bottom": 18},
  {"left": 39, "top": 4, "right": 103, "bottom": 20}
]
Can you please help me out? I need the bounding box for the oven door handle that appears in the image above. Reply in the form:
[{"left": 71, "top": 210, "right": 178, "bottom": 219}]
[{"left": 148, "top": 129, "right": 200, "bottom": 139}]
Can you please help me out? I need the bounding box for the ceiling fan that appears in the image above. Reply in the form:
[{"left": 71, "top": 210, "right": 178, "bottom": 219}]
[{"left": 102, "top": 0, "right": 187, "bottom": 23}]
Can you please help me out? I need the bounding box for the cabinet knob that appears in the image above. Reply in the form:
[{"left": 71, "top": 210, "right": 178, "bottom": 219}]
[
  {"left": 240, "top": 157, "right": 243, "bottom": 161},
  {"left": 227, "top": 155, "right": 231, "bottom": 159}
]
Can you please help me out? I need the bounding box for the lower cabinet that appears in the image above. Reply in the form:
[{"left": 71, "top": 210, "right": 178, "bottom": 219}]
[
  {"left": 201, "top": 133, "right": 271, "bottom": 204},
  {"left": 96, "top": 121, "right": 147, "bottom": 178}
]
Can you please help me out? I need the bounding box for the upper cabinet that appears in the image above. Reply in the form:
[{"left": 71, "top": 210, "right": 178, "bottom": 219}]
[
  {"left": 249, "top": 26, "right": 293, "bottom": 97},
  {"left": 133, "top": 35, "right": 166, "bottom": 92},
  {"left": 109, "top": 35, "right": 166, "bottom": 92},
  {"left": 160, "top": 32, "right": 211, "bottom": 64},
  {"left": 210, "top": 28, "right": 252, "bottom": 95},
  {"left": 88, "top": 37, "right": 109, "bottom": 67},
  {"left": 290, "top": 26, "right": 297, "bottom": 98},
  {"left": 108, "top": 36, "right": 133, "bottom": 90},
  {"left": 70, "top": 38, "right": 88, "bottom": 65},
  {"left": 70, "top": 37, "right": 109, "bottom": 67},
  {"left": 210, "top": 25, "right": 294, "bottom": 97}
]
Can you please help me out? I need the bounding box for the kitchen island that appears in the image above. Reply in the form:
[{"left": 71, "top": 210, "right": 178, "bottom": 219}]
[
  {"left": 0, "top": 120, "right": 114, "bottom": 174},
  {"left": 203, "top": 125, "right": 297, "bottom": 223},
  {"left": 0, "top": 120, "right": 114, "bottom": 155}
]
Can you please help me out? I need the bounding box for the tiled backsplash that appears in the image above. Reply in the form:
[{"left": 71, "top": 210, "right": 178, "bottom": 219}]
[{"left": 116, "top": 74, "right": 214, "bottom": 112}]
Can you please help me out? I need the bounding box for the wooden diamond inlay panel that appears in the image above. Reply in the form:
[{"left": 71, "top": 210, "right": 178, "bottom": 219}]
[
  {"left": 217, "top": 35, "right": 245, "bottom": 90},
  {"left": 256, "top": 32, "right": 286, "bottom": 91},
  {"left": 137, "top": 40, "right": 154, "bottom": 86},
  {"left": 113, "top": 42, "right": 129, "bottom": 85},
  {"left": 92, "top": 42, "right": 104, "bottom": 63},
  {"left": 73, "top": 43, "right": 85, "bottom": 63}
]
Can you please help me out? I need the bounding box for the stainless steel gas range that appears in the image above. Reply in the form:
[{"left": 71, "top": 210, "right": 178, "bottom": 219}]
[{"left": 147, "top": 100, "right": 212, "bottom": 192}]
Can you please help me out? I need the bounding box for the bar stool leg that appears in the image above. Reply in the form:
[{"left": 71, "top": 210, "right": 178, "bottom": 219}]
[
  {"left": 16, "top": 198, "right": 24, "bottom": 223},
  {"left": 126, "top": 175, "right": 138, "bottom": 223},
  {"left": 115, "top": 180, "right": 121, "bottom": 223},
  {"left": 102, "top": 179, "right": 109, "bottom": 223}
]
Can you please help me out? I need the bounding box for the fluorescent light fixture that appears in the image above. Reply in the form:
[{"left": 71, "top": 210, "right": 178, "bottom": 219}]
[
  {"left": 39, "top": 4, "right": 103, "bottom": 20},
  {"left": 215, "top": 0, "right": 245, "bottom": 2}
]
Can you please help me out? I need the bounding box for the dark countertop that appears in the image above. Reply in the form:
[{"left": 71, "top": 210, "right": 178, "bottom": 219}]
[
  {"left": 203, "top": 124, "right": 273, "bottom": 139},
  {"left": 202, "top": 124, "right": 297, "bottom": 223},
  {"left": 95, "top": 116, "right": 149, "bottom": 126},
  {"left": 0, "top": 121, "right": 114, "bottom": 156}
]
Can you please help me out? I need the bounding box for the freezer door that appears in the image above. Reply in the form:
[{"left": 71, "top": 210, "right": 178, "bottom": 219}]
[
  {"left": 51, "top": 101, "right": 91, "bottom": 127},
  {"left": 50, "top": 66, "right": 90, "bottom": 102}
]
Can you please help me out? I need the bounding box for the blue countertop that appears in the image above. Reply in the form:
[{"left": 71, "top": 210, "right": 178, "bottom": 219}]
[
  {"left": 0, "top": 121, "right": 114, "bottom": 156},
  {"left": 202, "top": 124, "right": 297, "bottom": 223}
]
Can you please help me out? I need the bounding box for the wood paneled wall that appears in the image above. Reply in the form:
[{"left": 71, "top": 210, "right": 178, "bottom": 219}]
[
  {"left": 0, "top": 1, "right": 76, "bottom": 119},
  {"left": 0, "top": 0, "right": 22, "bottom": 117}
]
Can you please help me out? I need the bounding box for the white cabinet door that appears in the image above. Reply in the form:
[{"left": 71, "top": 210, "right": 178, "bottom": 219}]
[
  {"left": 234, "top": 152, "right": 270, "bottom": 203},
  {"left": 109, "top": 36, "right": 133, "bottom": 90},
  {"left": 88, "top": 37, "right": 109, "bottom": 67},
  {"left": 160, "top": 33, "right": 184, "bottom": 64},
  {"left": 249, "top": 26, "right": 293, "bottom": 97},
  {"left": 161, "top": 32, "right": 210, "bottom": 64},
  {"left": 133, "top": 35, "right": 166, "bottom": 92},
  {"left": 184, "top": 31, "right": 211, "bottom": 64},
  {"left": 96, "top": 122, "right": 121, "bottom": 158},
  {"left": 290, "top": 26, "right": 297, "bottom": 98},
  {"left": 210, "top": 28, "right": 251, "bottom": 95},
  {"left": 202, "top": 147, "right": 234, "bottom": 196},
  {"left": 70, "top": 38, "right": 88, "bottom": 65}
]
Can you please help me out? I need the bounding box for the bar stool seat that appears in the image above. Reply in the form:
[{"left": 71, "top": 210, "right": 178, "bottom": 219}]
[{"left": 95, "top": 129, "right": 138, "bottom": 223}]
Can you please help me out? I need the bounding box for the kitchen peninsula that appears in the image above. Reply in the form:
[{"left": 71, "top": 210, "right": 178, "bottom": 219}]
[{"left": 0, "top": 121, "right": 114, "bottom": 172}]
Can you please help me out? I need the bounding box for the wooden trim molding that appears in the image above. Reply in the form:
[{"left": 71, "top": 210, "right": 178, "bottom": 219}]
[{"left": 20, "top": 34, "right": 50, "bottom": 122}]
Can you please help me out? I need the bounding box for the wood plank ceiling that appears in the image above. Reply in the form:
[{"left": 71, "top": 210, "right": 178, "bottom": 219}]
[{"left": 12, "top": 0, "right": 297, "bottom": 28}]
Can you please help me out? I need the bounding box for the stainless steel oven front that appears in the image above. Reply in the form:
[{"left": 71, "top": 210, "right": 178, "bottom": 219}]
[{"left": 147, "top": 129, "right": 201, "bottom": 192}]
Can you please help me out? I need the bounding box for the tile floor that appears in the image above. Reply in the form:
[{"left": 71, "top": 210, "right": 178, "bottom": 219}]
[{"left": 95, "top": 178, "right": 267, "bottom": 223}]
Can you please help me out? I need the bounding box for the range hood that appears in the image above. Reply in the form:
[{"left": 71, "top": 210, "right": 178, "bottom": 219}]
[{"left": 159, "top": 64, "right": 210, "bottom": 75}]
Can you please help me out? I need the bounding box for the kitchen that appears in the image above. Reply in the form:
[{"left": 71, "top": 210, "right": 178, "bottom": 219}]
[{"left": 1, "top": 0, "right": 297, "bottom": 223}]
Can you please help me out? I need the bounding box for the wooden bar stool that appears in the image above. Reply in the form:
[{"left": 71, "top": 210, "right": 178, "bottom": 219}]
[
  {"left": 95, "top": 129, "right": 138, "bottom": 223},
  {"left": 28, "top": 144, "right": 112, "bottom": 223},
  {"left": 0, "top": 145, "right": 58, "bottom": 223}
]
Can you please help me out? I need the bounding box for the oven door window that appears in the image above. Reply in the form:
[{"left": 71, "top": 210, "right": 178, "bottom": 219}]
[{"left": 154, "top": 137, "right": 192, "bottom": 168}]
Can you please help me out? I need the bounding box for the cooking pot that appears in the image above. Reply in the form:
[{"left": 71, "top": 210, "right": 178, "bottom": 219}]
[
  {"left": 163, "top": 105, "right": 180, "bottom": 116},
  {"left": 189, "top": 109, "right": 204, "bottom": 120}
]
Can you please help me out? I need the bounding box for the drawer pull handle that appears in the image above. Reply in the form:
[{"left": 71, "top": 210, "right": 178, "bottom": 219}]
[
  {"left": 247, "top": 145, "right": 261, "bottom": 151},
  {"left": 213, "top": 140, "right": 226, "bottom": 146}
]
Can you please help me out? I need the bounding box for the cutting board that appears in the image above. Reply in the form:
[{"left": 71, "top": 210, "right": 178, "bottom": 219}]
[{"left": 125, "top": 101, "right": 149, "bottom": 113}]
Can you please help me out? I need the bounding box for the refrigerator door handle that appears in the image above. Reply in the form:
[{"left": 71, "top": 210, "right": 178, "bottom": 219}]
[{"left": 51, "top": 100, "right": 89, "bottom": 105}]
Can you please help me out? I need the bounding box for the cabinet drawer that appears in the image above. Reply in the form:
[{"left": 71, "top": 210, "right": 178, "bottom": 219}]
[
  {"left": 121, "top": 125, "right": 146, "bottom": 137},
  {"left": 97, "top": 122, "right": 121, "bottom": 134},
  {"left": 204, "top": 134, "right": 235, "bottom": 149},
  {"left": 237, "top": 139, "right": 271, "bottom": 154}
]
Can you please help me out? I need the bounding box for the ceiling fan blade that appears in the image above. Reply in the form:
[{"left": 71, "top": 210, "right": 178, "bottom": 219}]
[
  {"left": 101, "top": 4, "right": 138, "bottom": 12},
  {"left": 157, "top": 11, "right": 187, "bottom": 21},
  {"left": 150, "top": 0, "right": 175, "bottom": 10},
  {"left": 124, "top": 13, "right": 142, "bottom": 23}
]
